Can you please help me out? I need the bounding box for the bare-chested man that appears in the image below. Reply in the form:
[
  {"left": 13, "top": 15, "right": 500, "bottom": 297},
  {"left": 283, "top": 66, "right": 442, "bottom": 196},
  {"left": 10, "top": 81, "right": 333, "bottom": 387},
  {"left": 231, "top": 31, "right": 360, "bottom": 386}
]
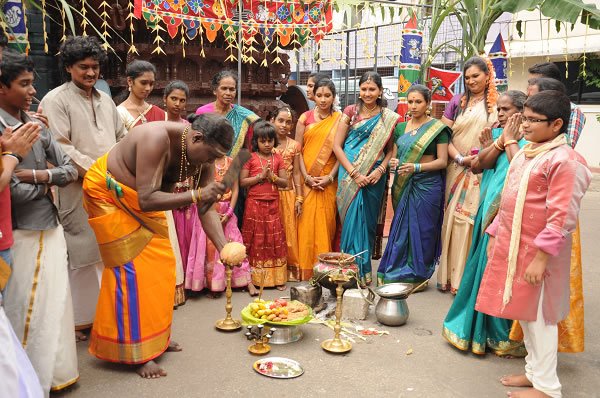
[{"left": 82, "top": 113, "right": 232, "bottom": 378}]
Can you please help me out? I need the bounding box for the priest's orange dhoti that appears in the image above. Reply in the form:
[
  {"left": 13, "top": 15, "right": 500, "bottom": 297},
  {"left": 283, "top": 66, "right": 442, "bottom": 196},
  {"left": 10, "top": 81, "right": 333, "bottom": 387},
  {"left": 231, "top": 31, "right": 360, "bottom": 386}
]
[{"left": 82, "top": 153, "right": 175, "bottom": 364}]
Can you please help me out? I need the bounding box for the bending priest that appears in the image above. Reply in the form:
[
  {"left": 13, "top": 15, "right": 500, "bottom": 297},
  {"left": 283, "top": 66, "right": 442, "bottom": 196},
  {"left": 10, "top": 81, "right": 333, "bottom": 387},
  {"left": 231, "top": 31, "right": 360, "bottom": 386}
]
[{"left": 82, "top": 114, "right": 232, "bottom": 379}]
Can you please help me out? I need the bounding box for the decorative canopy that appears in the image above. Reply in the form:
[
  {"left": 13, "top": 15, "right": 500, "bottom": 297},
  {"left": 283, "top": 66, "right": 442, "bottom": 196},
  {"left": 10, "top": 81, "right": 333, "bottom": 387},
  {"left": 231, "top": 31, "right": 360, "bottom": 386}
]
[{"left": 135, "top": 0, "right": 333, "bottom": 64}]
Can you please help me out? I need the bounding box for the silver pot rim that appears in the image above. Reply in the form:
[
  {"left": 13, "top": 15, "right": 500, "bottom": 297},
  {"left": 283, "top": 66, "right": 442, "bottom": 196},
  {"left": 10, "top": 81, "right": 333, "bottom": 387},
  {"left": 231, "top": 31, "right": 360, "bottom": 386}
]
[{"left": 374, "top": 283, "right": 413, "bottom": 299}]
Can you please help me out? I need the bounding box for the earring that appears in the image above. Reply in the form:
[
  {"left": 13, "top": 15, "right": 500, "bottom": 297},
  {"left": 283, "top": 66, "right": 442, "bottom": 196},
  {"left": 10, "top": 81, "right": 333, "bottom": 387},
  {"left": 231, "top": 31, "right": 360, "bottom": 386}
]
[
  {"left": 128, "top": 86, "right": 132, "bottom": 92},
  {"left": 426, "top": 108, "right": 431, "bottom": 116},
  {"left": 406, "top": 110, "right": 412, "bottom": 117}
]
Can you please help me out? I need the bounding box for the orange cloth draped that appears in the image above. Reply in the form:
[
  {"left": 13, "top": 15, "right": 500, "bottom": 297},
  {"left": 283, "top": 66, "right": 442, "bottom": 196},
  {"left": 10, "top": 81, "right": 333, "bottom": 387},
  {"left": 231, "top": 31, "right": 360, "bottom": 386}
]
[
  {"left": 296, "top": 112, "right": 340, "bottom": 280},
  {"left": 82, "top": 153, "right": 175, "bottom": 364},
  {"left": 274, "top": 138, "right": 301, "bottom": 280},
  {"left": 509, "top": 221, "right": 584, "bottom": 353}
]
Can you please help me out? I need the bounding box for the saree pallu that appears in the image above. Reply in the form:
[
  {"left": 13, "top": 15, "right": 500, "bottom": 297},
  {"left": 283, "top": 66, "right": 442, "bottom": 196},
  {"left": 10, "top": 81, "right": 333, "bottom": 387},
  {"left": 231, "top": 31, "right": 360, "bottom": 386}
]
[
  {"left": 204, "top": 201, "right": 252, "bottom": 292},
  {"left": 275, "top": 139, "right": 301, "bottom": 279},
  {"left": 509, "top": 221, "right": 585, "bottom": 353},
  {"left": 196, "top": 103, "right": 259, "bottom": 228},
  {"left": 117, "top": 104, "right": 166, "bottom": 131},
  {"left": 196, "top": 103, "right": 259, "bottom": 159},
  {"left": 166, "top": 211, "right": 186, "bottom": 305},
  {"left": 83, "top": 153, "right": 175, "bottom": 364},
  {"left": 378, "top": 119, "right": 448, "bottom": 285},
  {"left": 337, "top": 109, "right": 397, "bottom": 284},
  {"left": 279, "top": 188, "right": 300, "bottom": 280},
  {"left": 242, "top": 197, "right": 287, "bottom": 287},
  {"left": 442, "top": 128, "right": 526, "bottom": 356},
  {"left": 437, "top": 101, "right": 497, "bottom": 293},
  {"left": 3, "top": 225, "right": 79, "bottom": 394},
  {"left": 297, "top": 112, "right": 340, "bottom": 280}
]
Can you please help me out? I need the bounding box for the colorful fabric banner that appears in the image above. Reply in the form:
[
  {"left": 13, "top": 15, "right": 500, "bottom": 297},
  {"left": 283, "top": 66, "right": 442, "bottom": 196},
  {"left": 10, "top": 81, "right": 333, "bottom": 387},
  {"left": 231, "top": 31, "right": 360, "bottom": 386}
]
[
  {"left": 488, "top": 33, "right": 508, "bottom": 92},
  {"left": 135, "top": 0, "right": 333, "bottom": 48},
  {"left": 428, "top": 66, "right": 462, "bottom": 102},
  {"left": 2, "top": 0, "right": 29, "bottom": 52},
  {"left": 397, "top": 11, "right": 422, "bottom": 121}
]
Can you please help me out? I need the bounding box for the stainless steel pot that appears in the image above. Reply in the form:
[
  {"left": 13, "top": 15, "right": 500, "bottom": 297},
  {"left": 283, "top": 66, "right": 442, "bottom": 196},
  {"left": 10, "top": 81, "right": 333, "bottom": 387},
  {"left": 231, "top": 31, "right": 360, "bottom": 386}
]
[
  {"left": 265, "top": 325, "right": 303, "bottom": 344},
  {"left": 374, "top": 283, "right": 413, "bottom": 326}
]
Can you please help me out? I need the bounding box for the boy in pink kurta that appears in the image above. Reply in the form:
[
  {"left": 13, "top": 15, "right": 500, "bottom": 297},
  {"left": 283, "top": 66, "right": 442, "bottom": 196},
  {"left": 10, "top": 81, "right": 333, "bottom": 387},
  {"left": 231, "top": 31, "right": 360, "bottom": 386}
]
[{"left": 475, "top": 91, "right": 591, "bottom": 398}]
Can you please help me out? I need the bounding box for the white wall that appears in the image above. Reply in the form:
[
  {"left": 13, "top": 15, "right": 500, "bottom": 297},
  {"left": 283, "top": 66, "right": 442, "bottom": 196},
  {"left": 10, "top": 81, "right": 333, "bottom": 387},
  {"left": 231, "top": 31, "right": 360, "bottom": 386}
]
[{"left": 508, "top": 56, "right": 600, "bottom": 168}]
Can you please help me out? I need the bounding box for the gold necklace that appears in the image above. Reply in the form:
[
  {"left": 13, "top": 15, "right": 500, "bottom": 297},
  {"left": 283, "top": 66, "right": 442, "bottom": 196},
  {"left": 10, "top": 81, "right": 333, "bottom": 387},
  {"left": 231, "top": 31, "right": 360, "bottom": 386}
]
[
  {"left": 178, "top": 126, "right": 200, "bottom": 188},
  {"left": 315, "top": 108, "right": 331, "bottom": 120},
  {"left": 468, "top": 95, "right": 485, "bottom": 107},
  {"left": 363, "top": 103, "right": 378, "bottom": 117},
  {"left": 407, "top": 117, "right": 431, "bottom": 136}
]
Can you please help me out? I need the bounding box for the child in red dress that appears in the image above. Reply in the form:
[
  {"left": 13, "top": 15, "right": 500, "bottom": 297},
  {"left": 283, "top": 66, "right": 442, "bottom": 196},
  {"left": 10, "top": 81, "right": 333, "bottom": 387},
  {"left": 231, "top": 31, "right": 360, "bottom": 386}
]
[{"left": 240, "top": 121, "right": 289, "bottom": 290}]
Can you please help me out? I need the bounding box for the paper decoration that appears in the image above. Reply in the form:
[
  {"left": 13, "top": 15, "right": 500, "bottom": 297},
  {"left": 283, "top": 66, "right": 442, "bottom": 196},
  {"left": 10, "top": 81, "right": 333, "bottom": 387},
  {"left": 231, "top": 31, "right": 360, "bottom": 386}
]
[
  {"left": 428, "top": 66, "right": 461, "bottom": 102},
  {"left": 2, "top": 0, "right": 29, "bottom": 52},
  {"left": 488, "top": 33, "right": 508, "bottom": 92},
  {"left": 397, "top": 11, "right": 422, "bottom": 121}
]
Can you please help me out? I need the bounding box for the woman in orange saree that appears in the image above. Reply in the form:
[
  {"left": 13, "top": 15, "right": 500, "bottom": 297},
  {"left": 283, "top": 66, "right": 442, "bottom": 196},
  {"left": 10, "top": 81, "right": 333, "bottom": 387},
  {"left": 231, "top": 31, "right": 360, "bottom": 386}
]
[{"left": 295, "top": 79, "right": 341, "bottom": 280}]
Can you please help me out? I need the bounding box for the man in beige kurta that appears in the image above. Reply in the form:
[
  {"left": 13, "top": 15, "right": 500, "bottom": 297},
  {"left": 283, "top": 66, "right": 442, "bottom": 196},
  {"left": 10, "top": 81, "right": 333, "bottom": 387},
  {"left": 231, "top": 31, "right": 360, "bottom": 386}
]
[{"left": 40, "top": 36, "right": 126, "bottom": 339}]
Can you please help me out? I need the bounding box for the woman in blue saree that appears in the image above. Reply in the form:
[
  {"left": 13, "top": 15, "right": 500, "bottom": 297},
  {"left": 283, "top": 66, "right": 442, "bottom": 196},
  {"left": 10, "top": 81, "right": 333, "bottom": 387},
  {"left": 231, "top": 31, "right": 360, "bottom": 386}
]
[
  {"left": 333, "top": 72, "right": 399, "bottom": 285},
  {"left": 442, "top": 90, "right": 528, "bottom": 356},
  {"left": 377, "top": 85, "right": 450, "bottom": 287}
]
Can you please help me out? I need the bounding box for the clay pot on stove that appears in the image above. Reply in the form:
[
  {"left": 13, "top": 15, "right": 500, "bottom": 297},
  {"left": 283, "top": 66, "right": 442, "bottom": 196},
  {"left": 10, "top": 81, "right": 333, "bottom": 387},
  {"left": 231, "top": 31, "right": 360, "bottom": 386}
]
[{"left": 312, "top": 252, "right": 359, "bottom": 296}]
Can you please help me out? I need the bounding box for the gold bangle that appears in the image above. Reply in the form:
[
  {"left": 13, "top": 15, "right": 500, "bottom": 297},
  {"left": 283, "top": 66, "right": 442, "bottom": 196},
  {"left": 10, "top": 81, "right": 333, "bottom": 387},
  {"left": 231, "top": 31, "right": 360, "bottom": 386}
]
[
  {"left": 190, "top": 189, "right": 197, "bottom": 204},
  {"left": 271, "top": 175, "right": 277, "bottom": 183},
  {"left": 493, "top": 139, "right": 505, "bottom": 152},
  {"left": 503, "top": 139, "right": 518, "bottom": 147},
  {"left": 197, "top": 188, "right": 202, "bottom": 202},
  {"left": 328, "top": 174, "right": 334, "bottom": 183}
]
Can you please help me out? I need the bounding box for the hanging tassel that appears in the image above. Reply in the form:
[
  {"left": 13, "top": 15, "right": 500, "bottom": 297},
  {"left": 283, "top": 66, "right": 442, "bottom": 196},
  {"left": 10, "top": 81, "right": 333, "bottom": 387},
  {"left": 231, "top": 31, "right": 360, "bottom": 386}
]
[
  {"left": 60, "top": 5, "right": 67, "bottom": 42},
  {"left": 41, "top": 0, "right": 48, "bottom": 53},
  {"left": 81, "top": 0, "right": 88, "bottom": 36},
  {"left": 151, "top": 23, "right": 166, "bottom": 55},
  {"left": 99, "top": 1, "right": 112, "bottom": 50},
  {"left": 198, "top": 22, "right": 205, "bottom": 58},
  {"left": 180, "top": 24, "right": 186, "bottom": 58},
  {"left": 127, "top": 1, "right": 138, "bottom": 54},
  {"left": 21, "top": 0, "right": 30, "bottom": 54}
]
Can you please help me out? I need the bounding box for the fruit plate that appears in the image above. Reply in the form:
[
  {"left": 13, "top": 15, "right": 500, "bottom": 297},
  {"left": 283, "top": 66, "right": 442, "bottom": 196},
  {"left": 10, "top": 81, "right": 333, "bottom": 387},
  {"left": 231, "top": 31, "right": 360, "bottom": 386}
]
[
  {"left": 253, "top": 357, "right": 304, "bottom": 379},
  {"left": 241, "top": 300, "right": 313, "bottom": 326}
]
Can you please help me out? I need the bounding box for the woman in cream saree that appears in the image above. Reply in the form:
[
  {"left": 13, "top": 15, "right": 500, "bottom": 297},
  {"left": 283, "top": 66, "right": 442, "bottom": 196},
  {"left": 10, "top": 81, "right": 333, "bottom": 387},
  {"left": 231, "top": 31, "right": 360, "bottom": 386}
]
[{"left": 437, "top": 57, "right": 498, "bottom": 293}]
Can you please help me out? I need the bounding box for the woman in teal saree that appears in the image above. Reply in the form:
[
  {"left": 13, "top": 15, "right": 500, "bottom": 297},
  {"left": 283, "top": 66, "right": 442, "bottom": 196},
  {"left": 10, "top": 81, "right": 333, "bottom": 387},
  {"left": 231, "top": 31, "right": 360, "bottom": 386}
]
[
  {"left": 377, "top": 85, "right": 450, "bottom": 287},
  {"left": 195, "top": 70, "right": 259, "bottom": 158},
  {"left": 442, "top": 91, "right": 528, "bottom": 356},
  {"left": 333, "top": 72, "right": 399, "bottom": 285}
]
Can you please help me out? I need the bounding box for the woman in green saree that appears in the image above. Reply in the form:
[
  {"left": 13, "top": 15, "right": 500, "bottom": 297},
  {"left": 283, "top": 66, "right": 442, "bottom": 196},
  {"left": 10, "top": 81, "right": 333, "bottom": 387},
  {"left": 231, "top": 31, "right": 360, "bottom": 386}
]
[
  {"left": 333, "top": 72, "right": 399, "bottom": 285},
  {"left": 442, "top": 90, "right": 528, "bottom": 356},
  {"left": 377, "top": 85, "right": 450, "bottom": 287}
]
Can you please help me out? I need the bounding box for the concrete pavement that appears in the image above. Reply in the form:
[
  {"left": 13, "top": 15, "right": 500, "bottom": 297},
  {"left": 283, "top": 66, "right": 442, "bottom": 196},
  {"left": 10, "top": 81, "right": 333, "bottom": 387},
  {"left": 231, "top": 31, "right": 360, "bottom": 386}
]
[{"left": 56, "top": 192, "right": 600, "bottom": 398}]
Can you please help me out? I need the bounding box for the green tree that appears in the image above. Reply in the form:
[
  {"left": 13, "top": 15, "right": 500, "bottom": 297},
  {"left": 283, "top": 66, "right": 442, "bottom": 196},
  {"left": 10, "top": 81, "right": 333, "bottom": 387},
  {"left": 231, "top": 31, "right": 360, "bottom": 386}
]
[{"left": 424, "top": 0, "right": 600, "bottom": 71}]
